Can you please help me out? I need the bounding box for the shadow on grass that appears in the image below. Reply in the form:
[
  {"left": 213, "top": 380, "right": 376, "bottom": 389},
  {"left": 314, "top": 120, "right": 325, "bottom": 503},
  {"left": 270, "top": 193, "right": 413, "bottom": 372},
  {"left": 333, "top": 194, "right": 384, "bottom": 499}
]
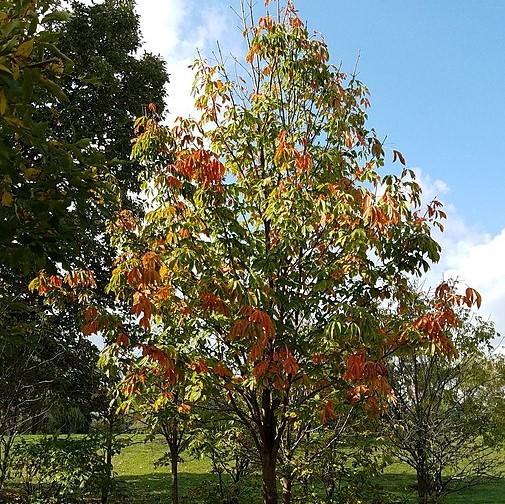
[
  {"left": 5, "top": 472, "right": 501, "bottom": 504},
  {"left": 374, "top": 473, "right": 505, "bottom": 504},
  {"left": 115, "top": 472, "right": 415, "bottom": 504},
  {"left": 114, "top": 472, "right": 505, "bottom": 504},
  {"left": 114, "top": 472, "right": 262, "bottom": 504},
  {"left": 115, "top": 472, "right": 208, "bottom": 503}
]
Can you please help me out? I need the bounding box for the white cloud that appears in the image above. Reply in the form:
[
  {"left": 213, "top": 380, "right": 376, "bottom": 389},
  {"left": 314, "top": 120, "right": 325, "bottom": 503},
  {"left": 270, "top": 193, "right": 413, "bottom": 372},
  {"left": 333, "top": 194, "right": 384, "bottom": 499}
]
[
  {"left": 442, "top": 230, "right": 505, "bottom": 334},
  {"left": 415, "top": 169, "right": 505, "bottom": 343},
  {"left": 135, "top": 0, "right": 242, "bottom": 120}
]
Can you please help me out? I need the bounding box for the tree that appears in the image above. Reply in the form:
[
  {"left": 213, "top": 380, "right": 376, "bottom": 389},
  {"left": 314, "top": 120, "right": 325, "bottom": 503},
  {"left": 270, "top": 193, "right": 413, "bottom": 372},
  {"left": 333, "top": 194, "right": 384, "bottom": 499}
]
[
  {"left": 100, "top": 339, "right": 203, "bottom": 504},
  {"left": 293, "top": 421, "right": 389, "bottom": 504},
  {"left": 103, "top": 2, "right": 478, "bottom": 503},
  {"left": 41, "top": 0, "right": 169, "bottom": 286},
  {"left": 0, "top": 0, "right": 168, "bottom": 493},
  {"left": 0, "top": 290, "right": 102, "bottom": 490},
  {"left": 89, "top": 375, "right": 134, "bottom": 504},
  {"left": 276, "top": 393, "right": 354, "bottom": 504},
  {"left": 191, "top": 411, "right": 257, "bottom": 504},
  {"left": 52, "top": 0, "right": 168, "bottom": 196},
  {"left": 0, "top": 0, "right": 105, "bottom": 274},
  {"left": 385, "top": 309, "right": 505, "bottom": 503},
  {"left": 1, "top": 0, "right": 168, "bottom": 287}
]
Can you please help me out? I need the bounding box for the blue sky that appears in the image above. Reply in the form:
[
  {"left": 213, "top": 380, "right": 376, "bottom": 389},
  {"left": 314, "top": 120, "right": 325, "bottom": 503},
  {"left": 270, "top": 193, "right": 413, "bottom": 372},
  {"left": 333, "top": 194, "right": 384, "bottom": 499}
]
[
  {"left": 294, "top": 0, "right": 505, "bottom": 234},
  {"left": 133, "top": 0, "right": 505, "bottom": 340}
]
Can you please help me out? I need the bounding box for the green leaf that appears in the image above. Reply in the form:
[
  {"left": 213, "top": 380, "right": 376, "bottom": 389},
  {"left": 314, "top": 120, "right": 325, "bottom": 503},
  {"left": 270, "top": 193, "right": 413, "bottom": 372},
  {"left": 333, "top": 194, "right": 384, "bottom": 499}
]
[
  {"left": 0, "top": 62, "right": 12, "bottom": 75},
  {"left": 42, "top": 10, "right": 72, "bottom": 23},
  {"left": 38, "top": 75, "right": 68, "bottom": 102},
  {"left": 15, "top": 39, "right": 34, "bottom": 58}
]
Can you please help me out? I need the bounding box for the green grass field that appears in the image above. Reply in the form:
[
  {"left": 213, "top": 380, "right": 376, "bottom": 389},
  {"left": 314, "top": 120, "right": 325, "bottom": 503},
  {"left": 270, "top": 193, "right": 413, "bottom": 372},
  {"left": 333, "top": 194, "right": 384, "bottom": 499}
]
[
  {"left": 113, "top": 438, "right": 213, "bottom": 503},
  {"left": 109, "top": 437, "right": 505, "bottom": 504},
  {"left": 3, "top": 436, "right": 505, "bottom": 503}
]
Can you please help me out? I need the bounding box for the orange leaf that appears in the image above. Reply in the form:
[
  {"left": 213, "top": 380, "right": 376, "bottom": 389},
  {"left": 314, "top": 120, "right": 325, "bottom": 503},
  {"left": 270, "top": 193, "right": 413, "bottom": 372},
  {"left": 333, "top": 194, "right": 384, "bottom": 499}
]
[
  {"left": 253, "top": 360, "right": 270, "bottom": 378},
  {"left": 191, "top": 358, "right": 208, "bottom": 374},
  {"left": 213, "top": 361, "right": 232, "bottom": 378},
  {"left": 177, "top": 403, "right": 191, "bottom": 414},
  {"left": 132, "top": 292, "right": 152, "bottom": 330},
  {"left": 342, "top": 350, "right": 366, "bottom": 381},
  {"left": 282, "top": 349, "right": 299, "bottom": 376},
  {"left": 320, "top": 400, "right": 337, "bottom": 423},
  {"left": 115, "top": 332, "right": 129, "bottom": 347}
]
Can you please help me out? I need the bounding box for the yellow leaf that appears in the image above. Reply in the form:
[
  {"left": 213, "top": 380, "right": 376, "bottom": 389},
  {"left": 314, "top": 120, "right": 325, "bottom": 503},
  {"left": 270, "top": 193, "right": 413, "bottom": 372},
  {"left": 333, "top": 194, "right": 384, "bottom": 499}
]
[
  {"left": 23, "top": 167, "right": 40, "bottom": 180},
  {"left": 0, "top": 89, "right": 6, "bottom": 115},
  {"left": 159, "top": 263, "right": 169, "bottom": 280},
  {"left": 15, "top": 39, "right": 34, "bottom": 58},
  {"left": 28, "top": 277, "right": 39, "bottom": 292},
  {"left": 1, "top": 191, "right": 13, "bottom": 207},
  {"left": 166, "top": 231, "right": 176, "bottom": 245},
  {"left": 153, "top": 395, "right": 168, "bottom": 412}
]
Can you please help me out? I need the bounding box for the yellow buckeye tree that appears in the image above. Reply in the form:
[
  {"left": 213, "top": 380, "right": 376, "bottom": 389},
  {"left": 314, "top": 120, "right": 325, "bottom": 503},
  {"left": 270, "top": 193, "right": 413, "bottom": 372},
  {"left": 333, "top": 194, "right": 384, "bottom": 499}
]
[{"left": 104, "top": 2, "right": 476, "bottom": 503}]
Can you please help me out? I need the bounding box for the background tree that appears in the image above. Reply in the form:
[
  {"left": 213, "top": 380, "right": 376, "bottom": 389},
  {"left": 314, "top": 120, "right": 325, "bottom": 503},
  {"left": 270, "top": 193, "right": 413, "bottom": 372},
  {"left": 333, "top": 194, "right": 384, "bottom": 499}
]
[
  {"left": 90, "top": 375, "right": 134, "bottom": 504},
  {"left": 1, "top": 0, "right": 168, "bottom": 302},
  {"left": 42, "top": 0, "right": 169, "bottom": 290},
  {"left": 52, "top": 0, "right": 167, "bottom": 196},
  {"left": 191, "top": 413, "right": 257, "bottom": 504},
  {"left": 0, "top": 0, "right": 168, "bottom": 492},
  {"left": 385, "top": 309, "right": 505, "bottom": 504},
  {"left": 0, "top": 0, "right": 105, "bottom": 273},
  {"left": 276, "top": 393, "right": 353, "bottom": 504},
  {"left": 0, "top": 292, "right": 101, "bottom": 490},
  {"left": 104, "top": 3, "right": 479, "bottom": 504},
  {"left": 102, "top": 338, "right": 204, "bottom": 504}
]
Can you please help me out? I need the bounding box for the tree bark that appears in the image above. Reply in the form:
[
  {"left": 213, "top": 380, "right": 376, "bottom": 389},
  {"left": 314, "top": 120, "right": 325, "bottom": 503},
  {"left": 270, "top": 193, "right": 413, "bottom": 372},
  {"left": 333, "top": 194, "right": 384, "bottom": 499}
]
[
  {"left": 170, "top": 443, "right": 179, "bottom": 504},
  {"left": 101, "top": 417, "right": 114, "bottom": 504},
  {"left": 416, "top": 465, "right": 432, "bottom": 504},
  {"left": 261, "top": 448, "right": 278, "bottom": 504},
  {"left": 281, "top": 473, "right": 292, "bottom": 504},
  {"left": 0, "top": 434, "right": 14, "bottom": 491}
]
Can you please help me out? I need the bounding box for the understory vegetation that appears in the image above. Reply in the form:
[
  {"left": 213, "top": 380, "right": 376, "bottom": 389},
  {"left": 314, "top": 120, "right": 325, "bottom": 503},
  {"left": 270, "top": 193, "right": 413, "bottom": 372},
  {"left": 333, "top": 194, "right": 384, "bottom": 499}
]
[{"left": 2, "top": 436, "right": 505, "bottom": 504}]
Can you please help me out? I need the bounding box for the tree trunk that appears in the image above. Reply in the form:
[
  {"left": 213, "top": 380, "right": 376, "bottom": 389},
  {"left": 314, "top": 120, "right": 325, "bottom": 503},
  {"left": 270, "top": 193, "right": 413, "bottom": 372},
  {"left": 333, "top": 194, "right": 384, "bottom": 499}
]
[
  {"left": 101, "top": 447, "right": 112, "bottom": 504},
  {"left": 101, "top": 418, "right": 114, "bottom": 504},
  {"left": 281, "top": 473, "right": 292, "bottom": 504},
  {"left": 416, "top": 466, "right": 432, "bottom": 504},
  {"left": 170, "top": 444, "right": 179, "bottom": 504},
  {"left": 0, "top": 434, "right": 14, "bottom": 491},
  {"left": 261, "top": 449, "right": 278, "bottom": 504}
]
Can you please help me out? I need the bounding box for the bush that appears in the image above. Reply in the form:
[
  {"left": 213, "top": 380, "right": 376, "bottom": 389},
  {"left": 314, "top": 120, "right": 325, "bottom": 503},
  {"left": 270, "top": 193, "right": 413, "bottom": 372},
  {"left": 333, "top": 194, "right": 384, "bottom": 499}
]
[{"left": 10, "top": 436, "right": 108, "bottom": 503}]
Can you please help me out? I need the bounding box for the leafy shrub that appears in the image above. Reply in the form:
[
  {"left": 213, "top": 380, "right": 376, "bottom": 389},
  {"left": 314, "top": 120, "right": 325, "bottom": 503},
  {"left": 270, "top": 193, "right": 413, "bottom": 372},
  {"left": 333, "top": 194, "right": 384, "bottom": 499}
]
[
  {"left": 186, "top": 476, "right": 260, "bottom": 504},
  {"left": 10, "top": 436, "right": 107, "bottom": 503}
]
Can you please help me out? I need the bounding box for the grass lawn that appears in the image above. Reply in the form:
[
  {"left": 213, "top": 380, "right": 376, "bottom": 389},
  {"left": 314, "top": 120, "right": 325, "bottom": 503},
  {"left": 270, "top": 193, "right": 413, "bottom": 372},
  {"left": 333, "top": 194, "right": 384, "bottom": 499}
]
[
  {"left": 113, "top": 437, "right": 214, "bottom": 503},
  {"left": 379, "top": 460, "right": 505, "bottom": 504},
  {"left": 3, "top": 436, "right": 505, "bottom": 503},
  {"left": 111, "top": 437, "right": 505, "bottom": 503}
]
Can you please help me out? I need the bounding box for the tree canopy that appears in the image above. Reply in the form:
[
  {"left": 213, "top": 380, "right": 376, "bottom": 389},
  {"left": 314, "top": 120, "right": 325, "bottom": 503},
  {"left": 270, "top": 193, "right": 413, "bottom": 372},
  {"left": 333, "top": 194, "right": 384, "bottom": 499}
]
[{"left": 98, "top": 3, "right": 480, "bottom": 503}]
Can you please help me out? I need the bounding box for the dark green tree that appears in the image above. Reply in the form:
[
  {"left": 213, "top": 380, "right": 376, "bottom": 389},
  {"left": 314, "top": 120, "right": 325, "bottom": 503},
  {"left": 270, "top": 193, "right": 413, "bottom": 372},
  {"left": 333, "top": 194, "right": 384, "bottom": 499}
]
[
  {"left": 53, "top": 0, "right": 168, "bottom": 196},
  {"left": 0, "top": 0, "right": 168, "bottom": 492}
]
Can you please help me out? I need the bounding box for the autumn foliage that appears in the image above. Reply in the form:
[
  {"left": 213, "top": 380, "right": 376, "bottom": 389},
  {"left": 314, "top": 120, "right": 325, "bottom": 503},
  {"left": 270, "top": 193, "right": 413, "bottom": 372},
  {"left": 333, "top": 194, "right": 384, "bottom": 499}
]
[{"left": 31, "top": 2, "right": 484, "bottom": 504}]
